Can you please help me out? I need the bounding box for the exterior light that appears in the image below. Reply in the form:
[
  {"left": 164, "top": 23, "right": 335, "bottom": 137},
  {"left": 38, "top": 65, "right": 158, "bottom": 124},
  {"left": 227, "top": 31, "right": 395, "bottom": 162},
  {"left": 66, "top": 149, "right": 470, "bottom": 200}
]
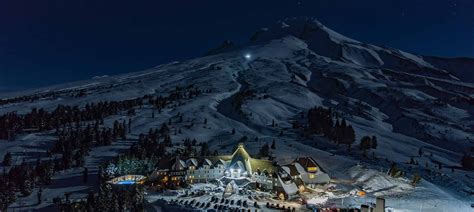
[{"left": 244, "top": 53, "right": 251, "bottom": 60}]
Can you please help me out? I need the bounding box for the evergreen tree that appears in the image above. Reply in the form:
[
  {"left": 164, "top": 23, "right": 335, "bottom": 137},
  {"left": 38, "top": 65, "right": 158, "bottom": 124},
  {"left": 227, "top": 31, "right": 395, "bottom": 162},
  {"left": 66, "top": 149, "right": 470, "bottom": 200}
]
[
  {"left": 259, "top": 143, "right": 270, "bottom": 157},
  {"left": 2, "top": 152, "right": 12, "bottom": 166},
  {"left": 344, "top": 125, "right": 356, "bottom": 145},
  {"left": 271, "top": 139, "right": 276, "bottom": 149},
  {"left": 159, "top": 123, "right": 170, "bottom": 135},
  {"left": 388, "top": 162, "right": 402, "bottom": 178},
  {"left": 37, "top": 187, "right": 43, "bottom": 204},
  {"left": 231, "top": 128, "right": 235, "bottom": 135},
  {"left": 200, "top": 143, "right": 209, "bottom": 156},
  {"left": 83, "top": 167, "right": 88, "bottom": 183},
  {"left": 360, "top": 136, "right": 372, "bottom": 150},
  {"left": 411, "top": 173, "right": 422, "bottom": 186},
  {"left": 20, "top": 178, "right": 33, "bottom": 196},
  {"left": 371, "top": 136, "right": 377, "bottom": 149},
  {"left": 0, "top": 181, "right": 16, "bottom": 211},
  {"left": 86, "top": 190, "right": 95, "bottom": 211}
]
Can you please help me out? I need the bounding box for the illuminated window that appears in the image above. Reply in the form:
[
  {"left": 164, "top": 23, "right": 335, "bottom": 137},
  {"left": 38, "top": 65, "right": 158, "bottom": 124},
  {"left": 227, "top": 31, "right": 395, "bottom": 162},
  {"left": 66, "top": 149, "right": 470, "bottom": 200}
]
[
  {"left": 307, "top": 167, "right": 318, "bottom": 172},
  {"left": 278, "top": 193, "right": 285, "bottom": 200},
  {"left": 299, "top": 185, "right": 305, "bottom": 193},
  {"left": 309, "top": 174, "right": 315, "bottom": 179}
]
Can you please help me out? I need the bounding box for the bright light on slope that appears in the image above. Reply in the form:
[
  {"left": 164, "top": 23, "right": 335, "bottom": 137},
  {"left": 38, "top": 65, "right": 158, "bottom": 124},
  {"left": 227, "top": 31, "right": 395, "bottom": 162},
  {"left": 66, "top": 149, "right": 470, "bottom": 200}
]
[{"left": 244, "top": 53, "right": 252, "bottom": 59}]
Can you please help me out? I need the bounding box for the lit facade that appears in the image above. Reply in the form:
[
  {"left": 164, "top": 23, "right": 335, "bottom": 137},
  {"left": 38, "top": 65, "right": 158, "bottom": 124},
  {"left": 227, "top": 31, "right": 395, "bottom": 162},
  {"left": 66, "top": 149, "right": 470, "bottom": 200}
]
[{"left": 151, "top": 143, "right": 330, "bottom": 197}]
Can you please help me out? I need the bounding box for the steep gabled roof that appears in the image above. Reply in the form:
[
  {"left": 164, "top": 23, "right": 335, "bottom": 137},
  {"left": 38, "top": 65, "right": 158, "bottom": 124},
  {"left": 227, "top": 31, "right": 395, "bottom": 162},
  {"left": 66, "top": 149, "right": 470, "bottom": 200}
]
[
  {"left": 230, "top": 144, "right": 251, "bottom": 164},
  {"left": 294, "top": 157, "right": 327, "bottom": 173},
  {"left": 249, "top": 158, "right": 277, "bottom": 173},
  {"left": 282, "top": 164, "right": 300, "bottom": 176},
  {"left": 229, "top": 143, "right": 252, "bottom": 172},
  {"left": 295, "top": 157, "right": 317, "bottom": 168},
  {"left": 186, "top": 158, "right": 198, "bottom": 167},
  {"left": 198, "top": 158, "right": 213, "bottom": 167},
  {"left": 171, "top": 158, "right": 186, "bottom": 170}
]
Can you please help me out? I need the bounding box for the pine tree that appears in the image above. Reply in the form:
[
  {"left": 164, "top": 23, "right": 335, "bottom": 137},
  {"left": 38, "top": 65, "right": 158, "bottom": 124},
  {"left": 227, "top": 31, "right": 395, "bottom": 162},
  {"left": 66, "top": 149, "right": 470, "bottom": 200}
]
[
  {"left": 20, "top": 178, "right": 33, "bottom": 196},
  {"left": 231, "top": 128, "right": 235, "bottom": 135},
  {"left": 388, "top": 162, "right": 402, "bottom": 178},
  {"left": 37, "top": 187, "right": 43, "bottom": 204},
  {"left": 259, "top": 143, "right": 270, "bottom": 157},
  {"left": 2, "top": 152, "right": 12, "bottom": 166},
  {"left": 418, "top": 148, "right": 423, "bottom": 157},
  {"left": 83, "top": 167, "right": 89, "bottom": 183},
  {"left": 86, "top": 190, "right": 95, "bottom": 211},
  {"left": 271, "top": 139, "right": 276, "bottom": 149},
  {"left": 0, "top": 182, "right": 16, "bottom": 211},
  {"left": 360, "top": 136, "right": 372, "bottom": 150},
  {"left": 371, "top": 136, "right": 377, "bottom": 149},
  {"left": 411, "top": 173, "right": 422, "bottom": 186},
  {"left": 200, "top": 143, "right": 209, "bottom": 156},
  {"left": 159, "top": 123, "right": 170, "bottom": 135},
  {"left": 345, "top": 125, "right": 355, "bottom": 146}
]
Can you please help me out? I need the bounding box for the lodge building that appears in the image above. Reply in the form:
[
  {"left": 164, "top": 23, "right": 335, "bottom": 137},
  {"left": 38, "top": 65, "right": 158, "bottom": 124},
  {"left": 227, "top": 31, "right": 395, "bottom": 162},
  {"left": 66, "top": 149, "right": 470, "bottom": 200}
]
[{"left": 151, "top": 143, "right": 330, "bottom": 199}]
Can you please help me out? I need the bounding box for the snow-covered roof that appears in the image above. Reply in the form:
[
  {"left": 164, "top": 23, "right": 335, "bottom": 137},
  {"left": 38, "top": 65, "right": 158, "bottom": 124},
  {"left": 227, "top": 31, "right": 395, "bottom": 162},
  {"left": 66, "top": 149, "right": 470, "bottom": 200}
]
[
  {"left": 299, "top": 172, "right": 330, "bottom": 184},
  {"left": 281, "top": 166, "right": 291, "bottom": 175},
  {"left": 277, "top": 175, "right": 298, "bottom": 195},
  {"left": 172, "top": 159, "right": 186, "bottom": 170},
  {"left": 213, "top": 159, "right": 226, "bottom": 168},
  {"left": 229, "top": 143, "right": 251, "bottom": 167},
  {"left": 186, "top": 158, "right": 198, "bottom": 167},
  {"left": 199, "top": 158, "right": 212, "bottom": 167},
  {"left": 294, "top": 163, "right": 306, "bottom": 175},
  {"left": 230, "top": 161, "right": 246, "bottom": 171}
]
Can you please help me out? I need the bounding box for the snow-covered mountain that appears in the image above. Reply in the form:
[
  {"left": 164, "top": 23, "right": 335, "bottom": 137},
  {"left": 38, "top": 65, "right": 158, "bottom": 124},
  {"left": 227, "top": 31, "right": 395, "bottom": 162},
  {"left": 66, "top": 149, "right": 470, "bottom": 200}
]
[{"left": 1, "top": 17, "right": 473, "bottom": 210}]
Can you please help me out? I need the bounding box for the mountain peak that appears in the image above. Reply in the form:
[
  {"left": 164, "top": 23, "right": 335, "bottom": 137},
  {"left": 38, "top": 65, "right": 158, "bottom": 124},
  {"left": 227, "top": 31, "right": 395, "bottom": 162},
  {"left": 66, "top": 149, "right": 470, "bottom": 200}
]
[{"left": 249, "top": 17, "right": 358, "bottom": 45}]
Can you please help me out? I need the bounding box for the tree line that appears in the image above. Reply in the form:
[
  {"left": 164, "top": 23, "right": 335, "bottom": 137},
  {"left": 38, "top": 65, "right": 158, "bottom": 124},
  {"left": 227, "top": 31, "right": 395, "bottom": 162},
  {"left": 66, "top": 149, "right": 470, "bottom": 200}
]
[{"left": 298, "top": 106, "right": 356, "bottom": 146}]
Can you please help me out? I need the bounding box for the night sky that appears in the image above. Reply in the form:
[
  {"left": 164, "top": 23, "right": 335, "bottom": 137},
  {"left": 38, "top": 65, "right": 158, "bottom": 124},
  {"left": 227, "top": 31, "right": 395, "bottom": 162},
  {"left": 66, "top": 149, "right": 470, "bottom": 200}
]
[{"left": 1, "top": 0, "right": 473, "bottom": 91}]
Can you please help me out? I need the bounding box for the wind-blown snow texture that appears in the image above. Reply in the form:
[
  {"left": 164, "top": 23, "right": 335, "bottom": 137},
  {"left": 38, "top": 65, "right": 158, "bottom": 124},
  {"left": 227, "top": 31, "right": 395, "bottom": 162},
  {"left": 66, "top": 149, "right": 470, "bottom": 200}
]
[{"left": 1, "top": 17, "right": 473, "bottom": 211}]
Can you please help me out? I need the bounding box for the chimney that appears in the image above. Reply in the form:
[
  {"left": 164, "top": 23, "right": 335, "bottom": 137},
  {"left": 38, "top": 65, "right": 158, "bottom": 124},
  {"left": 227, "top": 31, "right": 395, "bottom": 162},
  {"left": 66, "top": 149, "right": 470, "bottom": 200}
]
[
  {"left": 374, "top": 197, "right": 385, "bottom": 212},
  {"left": 361, "top": 204, "right": 371, "bottom": 212}
]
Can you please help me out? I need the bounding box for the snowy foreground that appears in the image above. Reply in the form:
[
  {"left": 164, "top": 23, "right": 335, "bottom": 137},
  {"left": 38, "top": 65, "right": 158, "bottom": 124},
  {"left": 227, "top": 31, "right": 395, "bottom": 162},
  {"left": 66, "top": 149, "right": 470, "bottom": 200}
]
[{"left": 1, "top": 17, "right": 473, "bottom": 211}]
